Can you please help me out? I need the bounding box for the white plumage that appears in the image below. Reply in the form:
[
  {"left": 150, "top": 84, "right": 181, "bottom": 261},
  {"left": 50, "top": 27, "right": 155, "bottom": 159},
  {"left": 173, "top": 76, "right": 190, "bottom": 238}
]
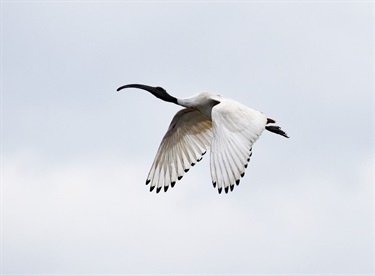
[{"left": 117, "top": 84, "right": 288, "bottom": 194}]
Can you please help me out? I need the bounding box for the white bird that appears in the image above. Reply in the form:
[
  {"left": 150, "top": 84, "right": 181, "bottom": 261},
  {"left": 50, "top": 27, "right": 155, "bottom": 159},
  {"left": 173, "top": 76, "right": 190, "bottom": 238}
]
[{"left": 117, "top": 83, "right": 289, "bottom": 194}]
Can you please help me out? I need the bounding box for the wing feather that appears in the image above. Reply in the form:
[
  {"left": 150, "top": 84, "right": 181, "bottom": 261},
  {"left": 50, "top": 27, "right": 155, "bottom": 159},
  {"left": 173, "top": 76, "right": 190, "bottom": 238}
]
[
  {"left": 147, "top": 108, "right": 212, "bottom": 192},
  {"left": 210, "top": 99, "right": 267, "bottom": 193}
]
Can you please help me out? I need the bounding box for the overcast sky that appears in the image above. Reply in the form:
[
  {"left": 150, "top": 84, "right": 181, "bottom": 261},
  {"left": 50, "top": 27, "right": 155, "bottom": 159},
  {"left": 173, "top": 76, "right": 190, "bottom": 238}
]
[{"left": 1, "top": 1, "right": 373, "bottom": 275}]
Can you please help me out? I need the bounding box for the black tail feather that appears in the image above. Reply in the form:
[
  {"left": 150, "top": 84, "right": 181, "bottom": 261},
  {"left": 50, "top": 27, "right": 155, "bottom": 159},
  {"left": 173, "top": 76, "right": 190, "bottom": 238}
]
[
  {"left": 266, "top": 125, "right": 289, "bottom": 138},
  {"left": 267, "top": 118, "right": 276, "bottom": 124}
]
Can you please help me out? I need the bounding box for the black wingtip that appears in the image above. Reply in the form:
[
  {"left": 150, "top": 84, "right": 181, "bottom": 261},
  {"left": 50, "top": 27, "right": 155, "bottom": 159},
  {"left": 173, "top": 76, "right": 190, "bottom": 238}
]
[
  {"left": 178, "top": 176, "right": 183, "bottom": 180},
  {"left": 212, "top": 181, "right": 216, "bottom": 188},
  {"left": 224, "top": 186, "right": 229, "bottom": 194},
  {"left": 230, "top": 185, "right": 234, "bottom": 192},
  {"left": 156, "top": 186, "right": 162, "bottom": 193},
  {"left": 150, "top": 185, "right": 156, "bottom": 192},
  {"left": 236, "top": 179, "right": 240, "bottom": 185},
  {"left": 164, "top": 186, "right": 169, "bottom": 192},
  {"left": 218, "top": 187, "right": 222, "bottom": 194},
  {"left": 146, "top": 179, "right": 151, "bottom": 185},
  {"left": 171, "top": 181, "right": 176, "bottom": 188}
]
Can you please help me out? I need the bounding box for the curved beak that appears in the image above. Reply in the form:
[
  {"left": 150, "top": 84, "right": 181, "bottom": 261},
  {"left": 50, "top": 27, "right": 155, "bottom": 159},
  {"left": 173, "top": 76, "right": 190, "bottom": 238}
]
[
  {"left": 117, "top": 83, "right": 157, "bottom": 93},
  {"left": 116, "top": 83, "right": 178, "bottom": 104}
]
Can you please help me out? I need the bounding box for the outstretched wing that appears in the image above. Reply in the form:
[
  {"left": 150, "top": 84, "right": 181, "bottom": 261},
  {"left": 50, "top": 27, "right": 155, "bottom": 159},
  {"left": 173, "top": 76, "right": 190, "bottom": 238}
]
[
  {"left": 146, "top": 108, "right": 212, "bottom": 193},
  {"left": 210, "top": 99, "right": 268, "bottom": 194}
]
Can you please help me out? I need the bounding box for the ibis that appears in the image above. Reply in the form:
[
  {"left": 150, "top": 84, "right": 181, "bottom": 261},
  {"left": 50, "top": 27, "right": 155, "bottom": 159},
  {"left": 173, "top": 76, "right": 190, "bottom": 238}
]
[{"left": 117, "top": 84, "right": 289, "bottom": 194}]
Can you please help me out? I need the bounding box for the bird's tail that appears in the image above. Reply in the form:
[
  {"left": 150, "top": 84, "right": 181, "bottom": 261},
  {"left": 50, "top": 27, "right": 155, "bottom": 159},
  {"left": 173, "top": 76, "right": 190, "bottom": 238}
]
[{"left": 266, "top": 118, "right": 289, "bottom": 138}]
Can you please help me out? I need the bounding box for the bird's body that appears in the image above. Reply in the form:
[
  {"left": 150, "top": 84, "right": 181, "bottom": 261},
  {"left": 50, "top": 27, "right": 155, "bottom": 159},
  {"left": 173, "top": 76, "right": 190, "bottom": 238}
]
[{"left": 117, "top": 84, "right": 289, "bottom": 194}]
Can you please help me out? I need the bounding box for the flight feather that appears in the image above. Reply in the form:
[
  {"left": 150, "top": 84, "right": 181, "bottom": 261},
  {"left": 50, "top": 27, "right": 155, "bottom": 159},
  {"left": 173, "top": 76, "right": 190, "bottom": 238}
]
[{"left": 146, "top": 108, "right": 212, "bottom": 193}]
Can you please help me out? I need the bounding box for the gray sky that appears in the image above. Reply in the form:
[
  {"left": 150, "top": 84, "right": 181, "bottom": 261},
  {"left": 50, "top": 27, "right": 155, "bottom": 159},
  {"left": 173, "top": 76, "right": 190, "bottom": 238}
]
[{"left": 1, "top": 1, "right": 373, "bottom": 274}]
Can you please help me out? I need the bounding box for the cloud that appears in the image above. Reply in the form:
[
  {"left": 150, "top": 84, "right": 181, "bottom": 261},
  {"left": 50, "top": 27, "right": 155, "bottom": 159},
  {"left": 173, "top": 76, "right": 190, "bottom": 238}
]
[{"left": 3, "top": 149, "right": 372, "bottom": 274}]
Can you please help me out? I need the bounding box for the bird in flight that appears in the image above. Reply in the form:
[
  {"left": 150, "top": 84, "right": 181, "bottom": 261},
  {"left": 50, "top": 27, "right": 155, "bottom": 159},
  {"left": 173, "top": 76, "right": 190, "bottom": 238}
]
[{"left": 117, "top": 84, "right": 289, "bottom": 194}]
